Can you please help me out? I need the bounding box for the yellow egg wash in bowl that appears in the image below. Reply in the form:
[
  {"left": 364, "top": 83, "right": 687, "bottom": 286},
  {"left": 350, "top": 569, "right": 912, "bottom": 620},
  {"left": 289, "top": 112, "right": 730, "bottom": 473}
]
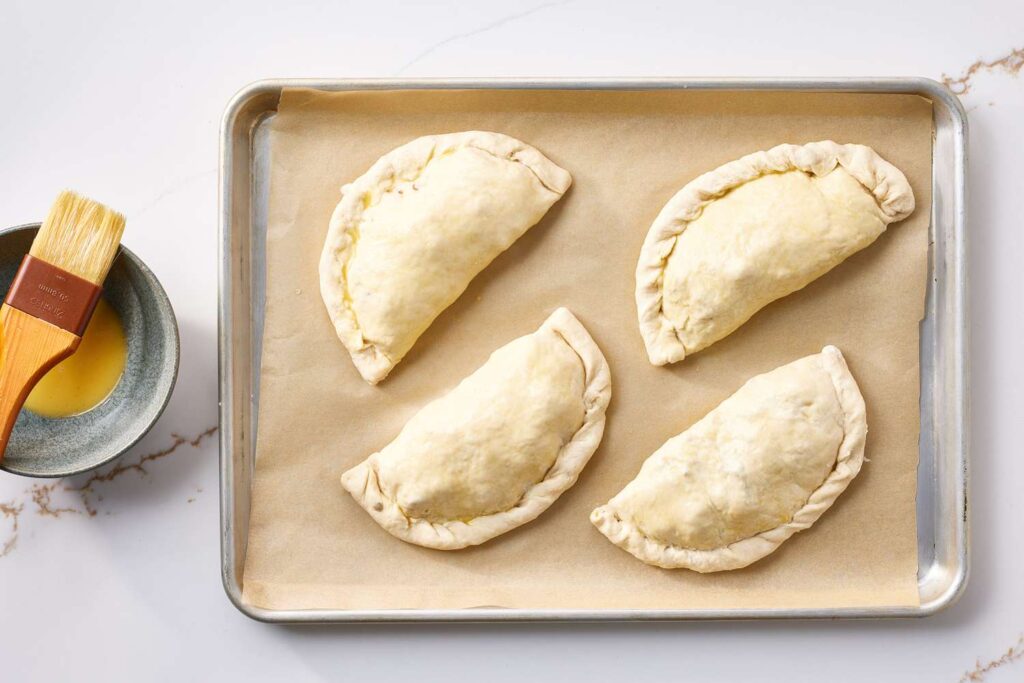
[{"left": 23, "top": 299, "right": 128, "bottom": 418}]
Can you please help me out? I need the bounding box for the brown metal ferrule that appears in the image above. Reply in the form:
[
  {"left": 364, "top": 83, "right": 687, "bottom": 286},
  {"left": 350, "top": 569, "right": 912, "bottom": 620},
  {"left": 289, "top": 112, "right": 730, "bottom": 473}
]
[{"left": 4, "top": 255, "right": 101, "bottom": 336}]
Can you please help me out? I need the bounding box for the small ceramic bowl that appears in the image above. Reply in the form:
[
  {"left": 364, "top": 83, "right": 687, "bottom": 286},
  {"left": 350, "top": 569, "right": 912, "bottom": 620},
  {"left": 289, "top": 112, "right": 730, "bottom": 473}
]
[{"left": 0, "top": 223, "right": 179, "bottom": 477}]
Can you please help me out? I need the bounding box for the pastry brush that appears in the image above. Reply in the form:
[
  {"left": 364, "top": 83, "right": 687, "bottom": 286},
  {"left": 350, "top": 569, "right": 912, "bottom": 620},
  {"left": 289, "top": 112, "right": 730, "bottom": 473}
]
[{"left": 0, "top": 191, "right": 125, "bottom": 461}]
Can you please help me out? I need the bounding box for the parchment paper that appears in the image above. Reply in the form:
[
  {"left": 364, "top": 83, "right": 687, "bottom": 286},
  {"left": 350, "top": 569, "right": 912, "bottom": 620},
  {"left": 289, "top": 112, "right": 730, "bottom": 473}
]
[{"left": 242, "top": 88, "right": 932, "bottom": 611}]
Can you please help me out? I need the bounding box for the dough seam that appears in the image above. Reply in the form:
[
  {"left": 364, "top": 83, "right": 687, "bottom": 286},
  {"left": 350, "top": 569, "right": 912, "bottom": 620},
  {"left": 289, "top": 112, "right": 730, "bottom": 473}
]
[
  {"left": 635, "top": 141, "right": 916, "bottom": 365},
  {"left": 590, "top": 345, "right": 866, "bottom": 572},
  {"left": 355, "top": 144, "right": 565, "bottom": 222}
]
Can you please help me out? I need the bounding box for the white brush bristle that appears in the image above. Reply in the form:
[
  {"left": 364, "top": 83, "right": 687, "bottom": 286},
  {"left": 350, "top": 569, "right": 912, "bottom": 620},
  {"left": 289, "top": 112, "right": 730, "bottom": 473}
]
[{"left": 30, "top": 190, "right": 126, "bottom": 284}]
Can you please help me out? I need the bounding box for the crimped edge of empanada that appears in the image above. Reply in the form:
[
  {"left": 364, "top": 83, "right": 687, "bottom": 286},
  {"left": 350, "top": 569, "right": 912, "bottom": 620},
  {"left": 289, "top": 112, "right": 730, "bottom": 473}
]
[
  {"left": 341, "top": 307, "right": 611, "bottom": 550},
  {"left": 635, "top": 141, "right": 916, "bottom": 366},
  {"left": 590, "top": 345, "right": 866, "bottom": 573},
  {"left": 319, "top": 131, "right": 573, "bottom": 384}
]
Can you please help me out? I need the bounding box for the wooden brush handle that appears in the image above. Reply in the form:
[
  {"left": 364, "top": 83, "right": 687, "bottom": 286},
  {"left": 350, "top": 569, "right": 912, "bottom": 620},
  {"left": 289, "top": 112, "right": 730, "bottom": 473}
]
[{"left": 0, "top": 303, "right": 81, "bottom": 462}]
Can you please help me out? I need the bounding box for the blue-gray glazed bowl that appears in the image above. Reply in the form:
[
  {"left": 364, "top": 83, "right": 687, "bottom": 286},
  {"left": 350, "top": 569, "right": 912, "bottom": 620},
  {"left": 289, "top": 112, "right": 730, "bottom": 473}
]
[{"left": 0, "top": 223, "right": 180, "bottom": 477}]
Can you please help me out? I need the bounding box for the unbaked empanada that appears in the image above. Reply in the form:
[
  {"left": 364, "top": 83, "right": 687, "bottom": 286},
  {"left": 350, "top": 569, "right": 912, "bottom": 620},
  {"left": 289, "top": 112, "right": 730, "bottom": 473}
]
[
  {"left": 591, "top": 346, "right": 865, "bottom": 572},
  {"left": 320, "top": 131, "right": 572, "bottom": 384},
  {"left": 342, "top": 308, "right": 610, "bottom": 549},
  {"left": 636, "top": 141, "right": 914, "bottom": 365}
]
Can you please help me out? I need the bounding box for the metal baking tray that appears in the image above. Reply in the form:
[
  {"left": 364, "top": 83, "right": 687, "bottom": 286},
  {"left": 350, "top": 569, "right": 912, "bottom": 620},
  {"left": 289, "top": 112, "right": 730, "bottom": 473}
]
[{"left": 219, "top": 78, "right": 968, "bottom": 623}]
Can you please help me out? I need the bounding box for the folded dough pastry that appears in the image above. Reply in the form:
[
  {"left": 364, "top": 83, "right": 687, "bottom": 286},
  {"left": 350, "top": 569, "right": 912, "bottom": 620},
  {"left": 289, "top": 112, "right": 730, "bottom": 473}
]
[
  {"left": 591, "top": 346, "right": 865, "bottom": 572},
  {"left": 320, "top": 130, "right": 572, "bottom": 384},
  {"left": 636, "top": 141, "right": 915, "bottom": 365},
  {"left": 342, "top": 308, "right": 611, "bottom": 549}
]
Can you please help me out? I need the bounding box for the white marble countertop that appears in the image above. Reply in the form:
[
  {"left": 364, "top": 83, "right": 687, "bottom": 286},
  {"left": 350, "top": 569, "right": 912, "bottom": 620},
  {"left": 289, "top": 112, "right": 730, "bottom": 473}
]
[{"left": 0, "top": 1, "right": 1021, "bottom": 680}]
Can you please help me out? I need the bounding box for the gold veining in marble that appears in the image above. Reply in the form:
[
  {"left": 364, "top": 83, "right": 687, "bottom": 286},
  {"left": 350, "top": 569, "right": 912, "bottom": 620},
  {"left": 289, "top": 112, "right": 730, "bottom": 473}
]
[
  {"left": 943, "top": 46, "right": 1024, "bottom": 94},
  {"left": 70, "top": 426, "right": 219, "bottom": 515},
  {"left": 961, "top": 635, "right": 1024, "bottom": 682},
  {"left": 0, "top": 425, "right": 218, "bottom": 556},
  {"left": 0, "top": 500, "right": 22, "bottom": 557},
  {"left": 30, "top": 482, "right": 79, "bottom": 517}
]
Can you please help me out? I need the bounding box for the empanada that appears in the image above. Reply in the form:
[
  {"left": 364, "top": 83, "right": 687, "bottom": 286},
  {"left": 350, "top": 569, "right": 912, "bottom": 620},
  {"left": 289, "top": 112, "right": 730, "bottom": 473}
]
[
  {"left": 342, "top": 308, "right": 610, "bottom": 549},
  {"left": 320, "top": 131, "right": 572, "bottom": 384},
  {"left": 636, "top": 141, "right": 914, "bottom": 365},
  {"left": 591, "top": 346, "right": 865, "bottom": 572}
]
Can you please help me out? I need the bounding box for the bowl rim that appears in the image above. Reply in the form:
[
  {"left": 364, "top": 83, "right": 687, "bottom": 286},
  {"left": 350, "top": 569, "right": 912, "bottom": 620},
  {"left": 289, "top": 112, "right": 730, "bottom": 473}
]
[{"left": 0, "top": 222, "right": 181, "bottom": 478}]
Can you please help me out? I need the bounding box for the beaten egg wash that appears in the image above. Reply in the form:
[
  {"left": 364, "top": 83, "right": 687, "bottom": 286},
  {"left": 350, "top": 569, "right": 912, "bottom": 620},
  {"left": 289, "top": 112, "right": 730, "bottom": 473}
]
[{"left": 22, "top": 299, "right": 127, "bottom": 418}]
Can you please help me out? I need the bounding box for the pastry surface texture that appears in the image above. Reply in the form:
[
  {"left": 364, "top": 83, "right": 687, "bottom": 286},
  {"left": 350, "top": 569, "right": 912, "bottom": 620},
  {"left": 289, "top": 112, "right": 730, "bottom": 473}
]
[
  {"left": 591, "top": 346, "right": 866, "bottom": 572},
  {"left": 636, "top": 141, "right": 915, "bottom": 365},
  {"left": 342, "top": 308, "right": 611, "bottom": 550},
  {"left": 320, "top": 131, "right": 572, "bottom": 383}
]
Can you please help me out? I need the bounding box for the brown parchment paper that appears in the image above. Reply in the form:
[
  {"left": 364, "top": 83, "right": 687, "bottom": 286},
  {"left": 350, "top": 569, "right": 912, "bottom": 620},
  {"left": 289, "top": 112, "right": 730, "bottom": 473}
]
[{"left": 241, "top": 88, "right": 932, "bottom": 611}]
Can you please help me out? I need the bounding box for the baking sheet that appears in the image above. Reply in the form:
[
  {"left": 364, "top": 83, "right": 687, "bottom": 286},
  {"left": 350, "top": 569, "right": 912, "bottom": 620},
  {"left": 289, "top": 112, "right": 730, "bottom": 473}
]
[{"left": 241, "top": 88, "right": 932, "bottom": 611}]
